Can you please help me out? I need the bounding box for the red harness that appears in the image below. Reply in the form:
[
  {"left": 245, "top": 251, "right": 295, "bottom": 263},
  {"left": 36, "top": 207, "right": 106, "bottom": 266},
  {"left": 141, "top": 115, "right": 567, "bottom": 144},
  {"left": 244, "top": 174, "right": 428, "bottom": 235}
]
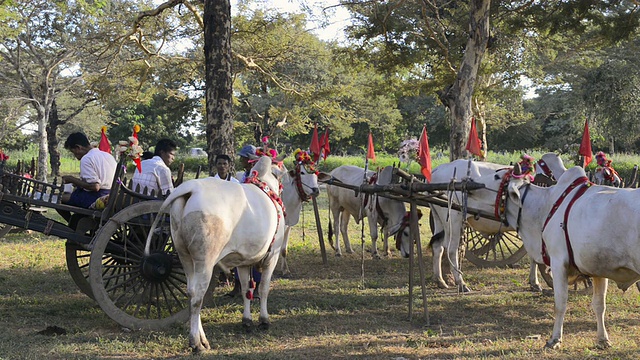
[
  {"left": 540, "top": 176, "right": 591, "bottom": 269},
  {"left": 536, "top": 158, "right": 556, "bottom": 181}
]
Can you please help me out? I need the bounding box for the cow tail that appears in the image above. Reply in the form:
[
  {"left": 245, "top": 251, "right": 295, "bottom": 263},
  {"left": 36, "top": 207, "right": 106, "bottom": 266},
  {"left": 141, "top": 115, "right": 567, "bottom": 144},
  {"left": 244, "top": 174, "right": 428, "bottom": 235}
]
[
  {"left": 144, "top": 206, "right": 167, "bottom": 256},
  {"left": 327, "top": 195, "right": 334, "bottom": 249},
  {"left": 143, "top": 185, "right": 191, "bottom": 256}
]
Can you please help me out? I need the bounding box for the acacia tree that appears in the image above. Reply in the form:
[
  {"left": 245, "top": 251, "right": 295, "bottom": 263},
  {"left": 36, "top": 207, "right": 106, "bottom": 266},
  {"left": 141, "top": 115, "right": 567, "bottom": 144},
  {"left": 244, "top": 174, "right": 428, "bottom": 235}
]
[
  {"left": 342, "top": 0, "right": 640, "bottom": 159},
  {"left": 0, "top": 0, "right": 112, "bottom": 180}
]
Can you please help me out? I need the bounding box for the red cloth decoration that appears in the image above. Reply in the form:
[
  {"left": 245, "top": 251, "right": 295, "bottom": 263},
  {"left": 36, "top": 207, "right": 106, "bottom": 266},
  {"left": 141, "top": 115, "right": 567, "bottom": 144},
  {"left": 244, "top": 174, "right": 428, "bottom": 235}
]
[
  {"left": 0, "top": 149, "right": 8, "bottom": 162},
  {"left": 418, "top": 125, "right": 432, "bottom": 182},
  {"left": 309, "top": 124, "right": 321, "bottom": 162},
  {"left": 98, "top": 126, "right": 111, "bottom": 154},
  {"left": 579, "top": 119, "right": 593, "bottom": 168},
  {"left": 465, "top": 117, "right": 483, "bottom": 157},
  {"left": 319, "top": 127, "right": 330, "bottom": 160},
  {"left": 366, "top": 132, "right": 376, "bottom": 161}
]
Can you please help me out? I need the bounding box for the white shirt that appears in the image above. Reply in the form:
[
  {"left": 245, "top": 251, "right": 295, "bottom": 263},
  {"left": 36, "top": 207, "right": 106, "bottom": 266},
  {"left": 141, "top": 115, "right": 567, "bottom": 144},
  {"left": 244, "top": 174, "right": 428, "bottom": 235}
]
[
  {"left": 80, "top": 148, "right": 117, "bottom": 191},
  {"left": 132, "top": 156, "right": 174, "bottom": 195},
  {"left": 213, "top": 173, "right": 240, "bottom": 183}
]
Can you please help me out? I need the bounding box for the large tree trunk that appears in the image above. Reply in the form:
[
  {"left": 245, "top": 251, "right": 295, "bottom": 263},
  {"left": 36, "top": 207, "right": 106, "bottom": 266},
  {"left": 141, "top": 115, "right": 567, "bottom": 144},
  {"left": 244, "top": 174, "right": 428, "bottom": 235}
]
[
  {"left": 35, "top": 101, "right": 50, "bottom": 182},
  {"left": 437, "top": 0, "right": 491, "bottom": 161},
  {"left": 204, "top": 0, "right": 234, "bottom": 176},
  {"left": 47, "top": 99, "right": 62, "bottom": 177}
]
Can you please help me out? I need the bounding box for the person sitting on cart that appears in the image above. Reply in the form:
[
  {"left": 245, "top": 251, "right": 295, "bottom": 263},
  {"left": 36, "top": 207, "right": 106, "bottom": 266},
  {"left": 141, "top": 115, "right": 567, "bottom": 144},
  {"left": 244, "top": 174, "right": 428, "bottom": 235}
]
[
  {"left": 132, "top": 138, "right": 178, "bottom": 197},
  {"left": 59, "top": 132, "right": 118, "bottom": 222},
  {"left": 212, "top": 154, "right": 240, "bottom": 183}
]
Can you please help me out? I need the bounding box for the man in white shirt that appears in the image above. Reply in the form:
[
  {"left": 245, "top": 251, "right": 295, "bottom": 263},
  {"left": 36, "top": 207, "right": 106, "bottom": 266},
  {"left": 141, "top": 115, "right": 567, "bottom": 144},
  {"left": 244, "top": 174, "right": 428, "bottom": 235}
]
[
  {"left": 212, "top": 154, "right": 240, "bottom": 183},
  {"left": 61, "top": 132, "right": 117, "bottom": 209},
  {"left": 132, "top": 138, "right": 177, "bottom": 196}
]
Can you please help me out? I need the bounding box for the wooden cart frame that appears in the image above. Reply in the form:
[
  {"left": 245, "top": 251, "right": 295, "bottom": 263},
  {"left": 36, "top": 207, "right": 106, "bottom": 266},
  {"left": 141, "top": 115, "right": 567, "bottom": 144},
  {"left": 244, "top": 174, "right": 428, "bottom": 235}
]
[{"left": 0, "top": 157, "right": 203, "bottom": 330}]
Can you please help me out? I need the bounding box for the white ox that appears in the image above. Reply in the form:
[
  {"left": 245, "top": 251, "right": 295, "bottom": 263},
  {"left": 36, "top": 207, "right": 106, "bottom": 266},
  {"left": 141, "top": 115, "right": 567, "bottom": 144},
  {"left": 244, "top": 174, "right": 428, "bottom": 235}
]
[
  {"left": 593, "top": 167, "right": 622, "bottom": 187},
  {"left": 278, "top": 166, "right": 330, "bottom": 275},
  {"left": 502, "top": 165, "right": 640, "bottom": 349},
  {"left": 326, "top": 165, "right": 409, "bottom": 258},
  {"left": 426, "top": 153, "right": 566, "bottom": 292},
  {"left": 145, "top": 156, "right": 286, "bottom": 352}
]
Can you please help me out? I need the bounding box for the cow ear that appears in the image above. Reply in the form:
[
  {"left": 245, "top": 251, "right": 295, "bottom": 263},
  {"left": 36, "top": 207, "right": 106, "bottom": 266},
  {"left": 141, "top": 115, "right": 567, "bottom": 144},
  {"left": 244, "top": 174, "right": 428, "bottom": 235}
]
[
  {"left": 317, "top": 172, "right": 331, "bottom": 182},
  {"left": 507, "top": 181, "right": 522, "bottom": 206}
]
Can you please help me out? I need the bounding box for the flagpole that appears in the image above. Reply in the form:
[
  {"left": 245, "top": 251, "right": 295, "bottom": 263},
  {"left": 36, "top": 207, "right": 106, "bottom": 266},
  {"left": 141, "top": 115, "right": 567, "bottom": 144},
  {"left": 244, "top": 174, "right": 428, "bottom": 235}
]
[{"left": 359, "top": 155, "right": 369, "bottom": 289}]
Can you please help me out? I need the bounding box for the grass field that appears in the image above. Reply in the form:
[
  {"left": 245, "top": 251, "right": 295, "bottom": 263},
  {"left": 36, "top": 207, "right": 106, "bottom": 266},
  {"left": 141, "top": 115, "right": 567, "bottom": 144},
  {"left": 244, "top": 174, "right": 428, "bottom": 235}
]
[{"left": 1, "top": 187, "right": 640, "bottom": 360}]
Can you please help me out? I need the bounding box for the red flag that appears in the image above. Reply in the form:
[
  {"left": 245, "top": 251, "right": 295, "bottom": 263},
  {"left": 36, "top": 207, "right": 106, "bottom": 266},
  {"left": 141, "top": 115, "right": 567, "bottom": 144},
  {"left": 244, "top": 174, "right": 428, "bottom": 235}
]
[
  {"left": 309, "top": 124, "right": 321, "bottom": 162},
  {"left": 366, "top": 132, "right": 376, "bottom": 161},
  {"left": 465, "top": 117, "right": 483, "bottom": 157},
  {"left": 319, "top": 128, "right": 330, "bottom": 160},
  {"left": 132, "top": 124, "right": 141, "bottom": 173},
  {"left": 579, "top": 119, "right": 593, "bottom": 167},
  {"left": 418, "top": 125, "right": 432, "bottom": 182},
  {"left": 98, "top": 126, "right": 111, "bottom": 154}
]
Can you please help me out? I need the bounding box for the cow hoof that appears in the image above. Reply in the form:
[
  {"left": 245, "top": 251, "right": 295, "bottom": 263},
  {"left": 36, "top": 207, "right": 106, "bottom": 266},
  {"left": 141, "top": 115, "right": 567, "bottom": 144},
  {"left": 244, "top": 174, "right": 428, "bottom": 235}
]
[
  {"left": 458, "top": 284, "right": 472, "bottom": 293},
  {"left": 242, "top": 318, "right": 254, "bottom": 333},
  {"left": 191, "top": 342, "right": 211, "bottom": 353},
  {"left": 335, "top": 252, "right": 342, "bottom": 257},
  {"left": 346, "top": 249, "right": 355, "bottom": 254},
  {"left": 373, "top": 253, "right": 381, "bottom": 260},
  {"left": 545, "top": 338, "right": 562, "bottom": 349},
  {"left": 530, "top": 284, "right": 543, "bottom": 292},
  {"left": 596, "top": 339, "right": 612, "bottom": 349},
  {"left": 436, "top": 280, "right": 449, "bottom": 289},
  {"left": 258, "top": 321, "right": 270, "bottom": 331}
]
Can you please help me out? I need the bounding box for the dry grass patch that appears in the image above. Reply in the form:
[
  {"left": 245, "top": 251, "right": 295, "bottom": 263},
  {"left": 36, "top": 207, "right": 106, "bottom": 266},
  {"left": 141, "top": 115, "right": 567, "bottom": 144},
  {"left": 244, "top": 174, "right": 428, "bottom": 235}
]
[{"left": 1, "top": 194, "right": 640, "bottom": 359}]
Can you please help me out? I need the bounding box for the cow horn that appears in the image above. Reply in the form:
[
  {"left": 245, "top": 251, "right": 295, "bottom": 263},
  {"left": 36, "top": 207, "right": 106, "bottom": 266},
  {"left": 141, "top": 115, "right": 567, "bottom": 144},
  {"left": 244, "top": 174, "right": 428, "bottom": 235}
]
[{"left": 513, "top": 163, "right": 522, "bottom": 176}]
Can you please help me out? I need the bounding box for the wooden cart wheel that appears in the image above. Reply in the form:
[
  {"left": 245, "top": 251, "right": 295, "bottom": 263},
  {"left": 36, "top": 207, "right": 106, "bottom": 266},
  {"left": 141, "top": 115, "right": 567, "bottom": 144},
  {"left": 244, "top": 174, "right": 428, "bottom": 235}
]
[
  {"left": 65, "top": 242, "right": 94, "bottom": 299},
  {"left": 89, "top": 201, "right": 195, "bottom": 330},
  {"left": 464, "top": 225, "right": 527, "bottom": 268}
]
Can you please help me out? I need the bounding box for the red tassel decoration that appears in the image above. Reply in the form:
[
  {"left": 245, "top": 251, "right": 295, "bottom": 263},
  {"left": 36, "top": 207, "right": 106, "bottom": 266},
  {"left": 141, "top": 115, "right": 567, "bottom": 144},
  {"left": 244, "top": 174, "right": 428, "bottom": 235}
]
[{"left": 245, "top": 279, "right": 256, "bottom": 300}]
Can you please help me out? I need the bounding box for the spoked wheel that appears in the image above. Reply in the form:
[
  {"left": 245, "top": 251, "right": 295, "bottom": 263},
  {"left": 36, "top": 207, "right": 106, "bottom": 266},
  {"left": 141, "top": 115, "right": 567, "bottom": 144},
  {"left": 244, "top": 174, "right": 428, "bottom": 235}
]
[
  {"left": 464, "top": 225, "right": 527, "bottom": 268},
  {"left": 89, "top": 201, "right": 191, "bottom": 330},
  {"left": 65, "top": 242, "right": 94, "bottom": 299}
]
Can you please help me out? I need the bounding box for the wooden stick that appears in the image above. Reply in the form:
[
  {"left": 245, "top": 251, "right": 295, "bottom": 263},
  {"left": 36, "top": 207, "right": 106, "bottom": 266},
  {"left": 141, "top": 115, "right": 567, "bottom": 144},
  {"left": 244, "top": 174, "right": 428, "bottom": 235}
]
[
  {"left": 411, "top": 199, "right": 429, "bottom": 324},
  {"left": 311, "top": 194, "right": 328, "bottom": 265}
]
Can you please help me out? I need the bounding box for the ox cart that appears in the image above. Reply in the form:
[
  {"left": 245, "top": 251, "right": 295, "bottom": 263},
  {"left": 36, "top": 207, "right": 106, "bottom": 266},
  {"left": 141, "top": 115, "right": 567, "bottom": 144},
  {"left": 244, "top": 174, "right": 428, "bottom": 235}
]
[
  {"left": 0, "top": 157, "right": 200, "bottom": 330},
  {"left": 323, "top": 166, "right": 529, "bottom": 269}
]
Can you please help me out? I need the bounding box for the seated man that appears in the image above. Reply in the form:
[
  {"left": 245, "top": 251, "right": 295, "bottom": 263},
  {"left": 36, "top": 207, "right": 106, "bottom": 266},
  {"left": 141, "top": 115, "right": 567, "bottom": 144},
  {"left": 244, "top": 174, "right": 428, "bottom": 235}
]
[
  {"left": 61, "top": 132, "right": 117, "bottom": 210},
  {"left": 58, "top": 132, "right": 117, "bottom": 225},
  {"left": 132, "top": 139, "right": 177, "bottom": 196},
  {"left": 212, "top": 154, "right": 239, "bottom": 183}
]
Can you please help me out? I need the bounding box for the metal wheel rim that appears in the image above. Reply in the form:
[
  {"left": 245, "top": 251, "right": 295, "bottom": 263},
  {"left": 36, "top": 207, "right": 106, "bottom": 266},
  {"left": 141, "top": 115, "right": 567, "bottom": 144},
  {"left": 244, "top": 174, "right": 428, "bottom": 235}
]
[
  {"left": 65, "top": 242, "right": 94, "bottom": 299},
  {"left": 464, "top": 225, "right": 527, "bottom": 267},
  {"left": 89, "top": 201, "right": 189, "bottom": 330}
]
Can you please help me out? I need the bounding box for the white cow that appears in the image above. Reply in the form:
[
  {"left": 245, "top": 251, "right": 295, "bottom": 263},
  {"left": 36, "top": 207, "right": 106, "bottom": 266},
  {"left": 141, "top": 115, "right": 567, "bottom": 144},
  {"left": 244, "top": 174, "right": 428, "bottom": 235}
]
[
  {"left": 278, "top": 165, "right": 330, "bottom": 275},
  {"left": 145, "top": 156, "right": 286, "bottom": 352},
  {"left": 503, "top": 165, "right": 640, "bottom": 349},
  {"left": 593, "top": 167, "right": 622, "bottom": 187},
  {"left": 326, "top": 165, "right": 409, "bottom": 258},
  {"left": 427, "top": 153, "right": 566, "bottom": 292}
]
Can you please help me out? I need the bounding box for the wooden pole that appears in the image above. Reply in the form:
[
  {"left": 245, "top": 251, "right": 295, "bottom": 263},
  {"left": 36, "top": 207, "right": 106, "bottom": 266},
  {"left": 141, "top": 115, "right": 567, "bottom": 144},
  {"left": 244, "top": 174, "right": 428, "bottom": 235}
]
[
  {"left": 311, "top": 194, "right": 328, "bottom": 265},
  {"left": 411, "top": 199, "right": 429, "bottom": 324}
]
